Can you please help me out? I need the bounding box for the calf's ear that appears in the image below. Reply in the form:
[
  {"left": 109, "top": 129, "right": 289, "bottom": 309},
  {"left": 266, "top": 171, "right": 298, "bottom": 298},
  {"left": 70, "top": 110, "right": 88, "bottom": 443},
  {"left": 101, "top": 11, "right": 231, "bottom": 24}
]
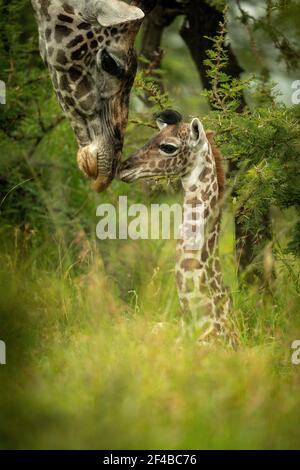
[{"left": 190, "top": 118, "right": 205, "bottom": 148}]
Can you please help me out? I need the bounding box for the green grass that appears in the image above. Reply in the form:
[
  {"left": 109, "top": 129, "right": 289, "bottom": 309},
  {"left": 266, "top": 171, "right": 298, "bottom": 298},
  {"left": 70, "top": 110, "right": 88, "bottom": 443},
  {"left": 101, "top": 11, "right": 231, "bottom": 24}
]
[
  {"left": 0, "top": 100, "right": 300, "bottom": 449},
  {"left": 1, "top": 112, "right": 300, "bottom": 449},
  {"left": 0, "top": 206, "right": 300, "bottom": 449}
]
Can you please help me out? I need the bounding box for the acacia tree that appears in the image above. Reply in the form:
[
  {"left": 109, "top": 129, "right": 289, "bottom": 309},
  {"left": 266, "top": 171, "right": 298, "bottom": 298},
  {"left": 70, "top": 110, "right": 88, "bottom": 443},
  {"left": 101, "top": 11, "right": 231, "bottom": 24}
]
[
  {"left": 1, "top": 0, "right": 299, "bottom": 287},
  {"left": 138, "top": 0, "right": 299, "bottom": 279}
]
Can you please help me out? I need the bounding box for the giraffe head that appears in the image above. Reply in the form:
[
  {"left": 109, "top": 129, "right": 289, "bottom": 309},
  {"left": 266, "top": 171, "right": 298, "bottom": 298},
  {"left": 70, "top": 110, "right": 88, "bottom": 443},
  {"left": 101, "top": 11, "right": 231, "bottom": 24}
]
[
  {"left": 32, "top": 0, "right": 156, "bottom": 192},
  {"left": 118, "top": 110, "right": 210, "bottom": 183}
]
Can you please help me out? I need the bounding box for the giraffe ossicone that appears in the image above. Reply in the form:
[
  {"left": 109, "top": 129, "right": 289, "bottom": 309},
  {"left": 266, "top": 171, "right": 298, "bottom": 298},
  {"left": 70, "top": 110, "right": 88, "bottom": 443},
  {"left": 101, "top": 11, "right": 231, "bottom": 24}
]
[
  {"left": 32, "top": 0, "right": 154, "bottom": 192},
  {"left": 119, "top": 110, "right": 238, "bottom": 348}
]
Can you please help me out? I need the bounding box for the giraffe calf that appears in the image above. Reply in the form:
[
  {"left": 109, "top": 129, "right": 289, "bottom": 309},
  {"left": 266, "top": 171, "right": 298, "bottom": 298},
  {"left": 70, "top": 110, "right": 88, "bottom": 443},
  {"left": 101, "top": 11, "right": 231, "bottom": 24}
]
[{"left": 119, "top": 110, "right": 238, "bottom": 348}]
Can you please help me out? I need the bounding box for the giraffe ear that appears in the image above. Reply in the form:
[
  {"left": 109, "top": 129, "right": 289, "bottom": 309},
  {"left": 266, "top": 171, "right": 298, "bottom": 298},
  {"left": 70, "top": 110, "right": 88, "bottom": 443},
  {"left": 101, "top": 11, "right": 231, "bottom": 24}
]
[
  {"left": 190, "top": 118, "right": 205, "bottom": 147},
  {"left": 96, "top": 0, "right": 145, "bottom": 27}
]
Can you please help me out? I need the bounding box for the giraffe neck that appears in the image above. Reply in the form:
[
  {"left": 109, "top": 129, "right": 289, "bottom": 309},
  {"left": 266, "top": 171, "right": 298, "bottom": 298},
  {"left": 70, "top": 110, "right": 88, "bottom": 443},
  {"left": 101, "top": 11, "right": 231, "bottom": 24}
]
[{"left": 176, "top": 143, "right": 233, "bottom": 343}]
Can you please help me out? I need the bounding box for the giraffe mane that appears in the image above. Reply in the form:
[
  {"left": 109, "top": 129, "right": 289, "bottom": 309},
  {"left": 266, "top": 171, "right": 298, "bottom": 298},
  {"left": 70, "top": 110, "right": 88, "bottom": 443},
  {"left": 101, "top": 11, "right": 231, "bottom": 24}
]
[{"left": 205, "top": 130, "right": 225, "bottom": 200}]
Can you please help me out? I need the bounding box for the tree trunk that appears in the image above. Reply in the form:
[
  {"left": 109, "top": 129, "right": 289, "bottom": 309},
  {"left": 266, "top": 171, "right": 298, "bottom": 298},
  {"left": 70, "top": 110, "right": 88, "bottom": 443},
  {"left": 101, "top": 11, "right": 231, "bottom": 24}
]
[
  {"left": 139, "top": 0, "right": 273, "bottom": 277},
  {"left": 139, "top": 0, "right": 181, "bottom": 92},
  {"left": 180, "top": 1, "right": 244, "bottom": 97},
  {"left": 140, "top": 0, "right": 184, "bottom": 60}
]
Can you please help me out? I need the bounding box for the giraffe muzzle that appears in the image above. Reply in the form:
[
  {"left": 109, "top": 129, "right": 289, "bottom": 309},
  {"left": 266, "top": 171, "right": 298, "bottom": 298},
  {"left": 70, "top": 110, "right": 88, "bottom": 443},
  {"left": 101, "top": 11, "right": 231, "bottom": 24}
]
[
  {"left": 118, "top": 161, "right": 146, "bottom": 183},
  {"left": 77, "top": 143, "right": 118, "bottom": 192},
  {"left": 118, "top": 167, "right": 137, "bottom": 183}
]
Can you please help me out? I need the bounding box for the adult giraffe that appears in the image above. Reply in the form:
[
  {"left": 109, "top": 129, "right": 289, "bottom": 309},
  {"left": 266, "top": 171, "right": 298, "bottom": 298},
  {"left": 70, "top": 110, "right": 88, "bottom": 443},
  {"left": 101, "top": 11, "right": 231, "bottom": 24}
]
[{"left": 31, "top": 0, "right": 156, "bottom": 192}]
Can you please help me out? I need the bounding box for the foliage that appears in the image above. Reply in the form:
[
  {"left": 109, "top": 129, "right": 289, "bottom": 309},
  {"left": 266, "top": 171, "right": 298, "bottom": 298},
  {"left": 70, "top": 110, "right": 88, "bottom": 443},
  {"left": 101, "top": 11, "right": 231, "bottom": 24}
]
[
  {"left": 233, "top": 0, "right": 300, "bottom": 72},
  {"left": 201, "top": 18, "right": 300, "bottom": 261},
  {"left": 0, "top": 0, "right": 300, "bottom": 450},
  {"left": 0, "top": 0, "right": 53, "bottom": 139},
  {"left": 203, "top": 19, "right": 252, "bottom": 112},
  {"left": 0, "top": 244, "right": 300, "bottom": 449}
]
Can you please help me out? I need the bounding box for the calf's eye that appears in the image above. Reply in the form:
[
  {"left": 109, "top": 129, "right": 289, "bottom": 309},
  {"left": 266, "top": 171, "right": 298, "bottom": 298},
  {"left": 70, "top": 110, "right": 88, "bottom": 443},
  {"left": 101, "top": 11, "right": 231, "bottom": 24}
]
[{"left": 160, "top": 144, "right": 178, "bottom": 155}]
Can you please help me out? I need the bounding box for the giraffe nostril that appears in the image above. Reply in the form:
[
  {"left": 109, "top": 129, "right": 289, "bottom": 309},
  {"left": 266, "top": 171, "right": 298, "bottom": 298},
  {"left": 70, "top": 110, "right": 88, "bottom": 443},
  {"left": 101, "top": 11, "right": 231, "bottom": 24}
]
[
  {"left": 111, "top": 158, "right": 119, "bottom": 176},
  {"left": 114, "top": 141, "right": 123, "bottom": 153}
]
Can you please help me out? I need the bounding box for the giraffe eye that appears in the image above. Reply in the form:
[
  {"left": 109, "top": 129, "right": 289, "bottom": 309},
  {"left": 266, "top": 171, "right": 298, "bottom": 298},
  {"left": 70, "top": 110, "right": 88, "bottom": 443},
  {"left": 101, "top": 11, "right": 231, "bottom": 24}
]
[
  {"left": 100, "top": 49, "right": 125, "bottom": 78},
  {"left": 160, "top": 144, "right": 178, "bottom": 155}
]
